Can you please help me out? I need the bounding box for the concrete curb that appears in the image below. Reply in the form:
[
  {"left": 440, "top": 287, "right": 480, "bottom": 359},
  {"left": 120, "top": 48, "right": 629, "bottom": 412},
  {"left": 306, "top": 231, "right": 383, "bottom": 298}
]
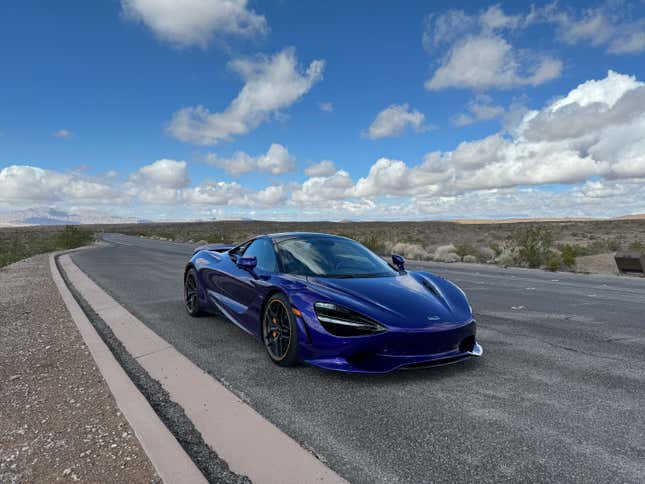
[
  {"left": 50, "top": 251, "right": 207, "bottom": 484},
  {"left": 58, "top": 252, "right": 346, "bottom": 484}
]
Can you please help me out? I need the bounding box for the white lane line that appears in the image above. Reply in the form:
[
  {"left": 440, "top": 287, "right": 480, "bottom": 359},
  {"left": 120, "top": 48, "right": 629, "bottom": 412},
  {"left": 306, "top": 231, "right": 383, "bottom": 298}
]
[
  {"left": 50, "top": 252, "right": 206, "bottom": 484},
  {"left": 59, "top": 254, "right": 346, "bottom": 484}
]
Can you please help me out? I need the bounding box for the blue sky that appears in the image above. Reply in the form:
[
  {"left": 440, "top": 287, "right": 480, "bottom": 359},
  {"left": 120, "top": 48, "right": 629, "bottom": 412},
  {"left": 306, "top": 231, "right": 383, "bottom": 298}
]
[{"left": 1, "top": 0, "right": 645, "bottom": 221}]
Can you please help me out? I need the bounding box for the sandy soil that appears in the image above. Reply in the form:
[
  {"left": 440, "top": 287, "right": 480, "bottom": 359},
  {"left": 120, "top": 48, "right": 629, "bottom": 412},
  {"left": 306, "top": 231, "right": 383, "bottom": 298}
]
[
  {"left": 0, "top": 254, "right": 159, "bottom": 483},
  {"left": 575, "top": 253, "right": 620, "bottom": 275}
]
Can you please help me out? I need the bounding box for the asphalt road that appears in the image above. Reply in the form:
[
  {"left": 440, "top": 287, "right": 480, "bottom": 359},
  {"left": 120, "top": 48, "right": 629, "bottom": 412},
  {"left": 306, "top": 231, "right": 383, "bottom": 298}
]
[{"left": 72, "top": 233, "right": 645, "bottom": 483}]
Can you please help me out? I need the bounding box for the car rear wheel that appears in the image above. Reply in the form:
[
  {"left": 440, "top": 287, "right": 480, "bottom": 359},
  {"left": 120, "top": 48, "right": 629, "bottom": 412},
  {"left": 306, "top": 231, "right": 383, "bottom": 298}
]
[
  {"left": 262, "top": 294, "right": 299, "bottom": 367},
  {"left": 184, "top": 268, "right": 205, "bottom": 317}
]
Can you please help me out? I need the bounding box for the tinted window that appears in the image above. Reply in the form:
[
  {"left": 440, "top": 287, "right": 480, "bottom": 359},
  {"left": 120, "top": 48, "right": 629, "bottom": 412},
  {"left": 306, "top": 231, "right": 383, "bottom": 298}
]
[
  {"left": 277, "top": 236, "right": 397, "bottom": 278},
  {"left": 243, "top": 238, "right": 278, "bottom": 272}
]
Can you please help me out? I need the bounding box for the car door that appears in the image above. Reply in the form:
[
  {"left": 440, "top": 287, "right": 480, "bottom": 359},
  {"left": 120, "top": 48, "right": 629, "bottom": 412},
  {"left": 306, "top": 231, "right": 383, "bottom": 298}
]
[{"left": 217, "top": 237, "right": 279, "bottom": 332}]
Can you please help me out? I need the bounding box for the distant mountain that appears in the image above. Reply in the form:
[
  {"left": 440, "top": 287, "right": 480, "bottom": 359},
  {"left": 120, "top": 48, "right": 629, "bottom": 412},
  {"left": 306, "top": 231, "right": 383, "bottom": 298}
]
[
  {"left": 0, "top": 208, "right": 149, "bottom": 227},
  {"left": 615, "top": 213, "right": 645, "bottom": 220}
]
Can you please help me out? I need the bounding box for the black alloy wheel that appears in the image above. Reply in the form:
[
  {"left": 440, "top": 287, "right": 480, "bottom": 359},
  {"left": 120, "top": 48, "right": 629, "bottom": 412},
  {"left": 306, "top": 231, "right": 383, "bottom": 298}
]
[
  {"left": 262, "top": 294, "right": 299, "bottom": 366},
  {"left": 184, "top": 269, "right": 205, "bottom": 316}
]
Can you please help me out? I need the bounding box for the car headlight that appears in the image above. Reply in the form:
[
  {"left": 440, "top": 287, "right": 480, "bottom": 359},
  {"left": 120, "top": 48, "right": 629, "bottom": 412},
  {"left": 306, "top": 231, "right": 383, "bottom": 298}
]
[{"left": 314, "top": 302, "right": 386, "bottom": 337}]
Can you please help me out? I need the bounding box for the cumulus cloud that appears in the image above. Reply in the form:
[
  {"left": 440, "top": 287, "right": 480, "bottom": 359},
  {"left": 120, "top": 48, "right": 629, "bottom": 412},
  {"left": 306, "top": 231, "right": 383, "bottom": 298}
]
[
  {"left": 291, "top": 170, "right": 354, "bottom": 205},
  {"left": 364, "top": 103, "right": 429, "bottom": 139},
  {"left": 0, "top": 165, "right": 117, "bottom": 203},
  {"left": 206, "top": 143, "right": 296, "bottom": 176},
  {"left": 136, "top": 159, "right": 190, "bottom": 188},
  {"left": 452, "top": 94, "right": 505, "bottom": 126},
  {"left": 0, "top": 158, "right": 288, "bottom": 211},
  {"left": 121, "top": 0, "right": 267, "bottom": 48},
  {"left": 304, "top": 160, "right": 336, "bottom": 177},
  {"left": 6, "top": 70, "right": 645, "bottom": 221},
  {"left": 183, "top": 181, "right": 287, "bottom": 207},
  {"left": 356, "top": 71, "right": 645, "bottom": 199},
  {"left": 168, "top": 48, "right": 325, "bottom": 145},
  {"left": 426, "top": 35, "right": 562, "bottom": 91},
  {"left": 537, "top": 2, "right": 645, "bottom": 54},
  {"left": 423, "top": 5, "right": 562, "bottom": 91}
]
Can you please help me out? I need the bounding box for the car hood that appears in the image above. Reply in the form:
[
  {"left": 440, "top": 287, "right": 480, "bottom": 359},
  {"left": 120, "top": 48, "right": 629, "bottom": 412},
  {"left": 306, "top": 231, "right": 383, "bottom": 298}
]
[{"left": 306, "top": 272, "right": 472, "bottom": 330}]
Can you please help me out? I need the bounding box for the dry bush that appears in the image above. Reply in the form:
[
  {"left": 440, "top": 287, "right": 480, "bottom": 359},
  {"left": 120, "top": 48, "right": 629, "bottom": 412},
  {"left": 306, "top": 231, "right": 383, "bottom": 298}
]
[
  {"left": 495, "top": 247, "right": 520, "bottom": 267},
  {"left": 391, "top": 242, "right": 431, "bottom": 260},
  {"left": 462, "top": 254, "right": 478, "bottom": 263},
  {"left": 442, "top": 253, "right": 461, "bottom": 263},
  {"left": 477, "top": 246, "right": 496, "bottom": 262},
  {"left": 433, "top": 244, "right": 460, "bottom": 262},
  {"left": 513, "top": 226, "right": 554, "bottom": 268}
]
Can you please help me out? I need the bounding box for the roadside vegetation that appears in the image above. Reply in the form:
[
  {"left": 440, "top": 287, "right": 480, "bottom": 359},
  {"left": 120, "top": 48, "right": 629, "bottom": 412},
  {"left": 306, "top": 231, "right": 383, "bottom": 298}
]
[
  {"left": 0, "top": 225, "right": 93, "bottom": 268},
  {"left": 104, "top": 219, "right": 644, "bottom": 273},
  {"left": 2, "top": 219, "right": 644, "bottom": 273}
]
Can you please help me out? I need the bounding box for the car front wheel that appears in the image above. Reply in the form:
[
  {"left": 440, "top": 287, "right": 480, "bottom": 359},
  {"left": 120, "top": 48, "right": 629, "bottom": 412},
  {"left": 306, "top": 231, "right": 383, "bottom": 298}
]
[{"left": 262, "top": 293, "right": 299, "bottom": 366}]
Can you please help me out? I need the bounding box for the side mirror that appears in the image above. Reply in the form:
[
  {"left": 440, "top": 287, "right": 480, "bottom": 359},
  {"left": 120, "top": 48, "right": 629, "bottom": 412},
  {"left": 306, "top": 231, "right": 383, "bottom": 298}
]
[
  {"left": 237, "top": 256, "right": 257, "bottom": 271},
  {"left": 392, "top": 254, "right": 405, "bottom": 271}
]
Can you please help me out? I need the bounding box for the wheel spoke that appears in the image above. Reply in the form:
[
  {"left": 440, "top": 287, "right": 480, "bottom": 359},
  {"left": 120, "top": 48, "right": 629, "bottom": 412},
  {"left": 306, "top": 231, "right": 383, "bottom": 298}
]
[{"left": 263, "top": 300, "right": 292, "bottom": 360}]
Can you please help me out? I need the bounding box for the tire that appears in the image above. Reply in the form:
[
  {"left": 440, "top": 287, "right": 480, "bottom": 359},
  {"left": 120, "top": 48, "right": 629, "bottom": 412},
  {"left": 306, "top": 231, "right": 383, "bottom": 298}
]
[
  {"left": 262, "top": 293, "right": 299, "bottom": 367},
  {"left": 184, "top": 268, "right": 205, "bottom": 317}
]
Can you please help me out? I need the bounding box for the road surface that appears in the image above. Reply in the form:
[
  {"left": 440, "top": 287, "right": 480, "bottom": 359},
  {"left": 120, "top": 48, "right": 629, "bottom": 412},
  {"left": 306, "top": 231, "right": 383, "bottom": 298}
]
[{"left": 71, "top": 233, "right": 645, "bottom": 483}]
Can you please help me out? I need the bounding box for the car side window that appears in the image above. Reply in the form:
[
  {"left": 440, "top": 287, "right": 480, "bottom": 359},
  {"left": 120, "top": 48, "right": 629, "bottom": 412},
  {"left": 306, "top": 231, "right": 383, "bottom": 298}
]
[{"left": 243, "top": 238, "right": 279, "bottom": 273}]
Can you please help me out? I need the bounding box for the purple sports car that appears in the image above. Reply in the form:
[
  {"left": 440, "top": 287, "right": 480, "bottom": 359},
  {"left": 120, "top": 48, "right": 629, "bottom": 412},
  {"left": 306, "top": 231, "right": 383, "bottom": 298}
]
[{"left": 184, "top": 232, "right": 482, "bottom": 373}]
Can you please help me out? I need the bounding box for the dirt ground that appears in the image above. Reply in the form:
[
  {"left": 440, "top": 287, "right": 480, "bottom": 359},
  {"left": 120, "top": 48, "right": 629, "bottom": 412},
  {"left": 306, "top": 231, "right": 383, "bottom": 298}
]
[
  {"left": 575, "top": 253, "right": 621, "bottom": 275},
  {"left": 0, "top": 254, "right": 159, "bottom": 483}
]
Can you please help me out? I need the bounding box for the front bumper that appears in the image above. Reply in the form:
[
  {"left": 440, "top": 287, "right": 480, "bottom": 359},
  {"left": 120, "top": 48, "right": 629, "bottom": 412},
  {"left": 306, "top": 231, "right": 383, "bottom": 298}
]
[
  {"left": 302, "top": 321, "right": 483, "bottom": 373},
  {"left": 303, "top": 341, "right": 482, "bottom": 373}
]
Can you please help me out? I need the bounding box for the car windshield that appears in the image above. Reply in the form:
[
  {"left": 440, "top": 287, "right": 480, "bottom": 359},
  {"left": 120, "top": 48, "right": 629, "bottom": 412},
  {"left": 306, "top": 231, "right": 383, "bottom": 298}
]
[{"left": 277, "top": 236, "right": 398, "bottom": 278}]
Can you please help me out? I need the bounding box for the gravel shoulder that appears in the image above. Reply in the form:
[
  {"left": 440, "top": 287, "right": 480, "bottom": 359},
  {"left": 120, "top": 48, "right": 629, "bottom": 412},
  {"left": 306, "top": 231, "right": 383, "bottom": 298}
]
[{"left": 0, "top": 254, "right": 159, "bottom": 483}]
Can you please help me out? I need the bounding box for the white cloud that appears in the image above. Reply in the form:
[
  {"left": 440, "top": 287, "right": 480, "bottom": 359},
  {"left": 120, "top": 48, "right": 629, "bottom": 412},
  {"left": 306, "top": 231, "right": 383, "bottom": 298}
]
[
  {"left": 356, "top": 71, "right": 645, "bottom": 199},
  {"left": 319, "top": 102, "right": 334, "bottom": 112},
  {"left": 410, "top": 180, "right": 645, "bottom": 220},
  {"left": 304, "top": 160, "right": 336, "bottom": 177},
  {"left": 364, "top": 103, "right": 429, "bottom": 139},
  {"left": 291, "top": 170, "right": 354, "bottom": 205},
  {"left": 426, "top": 35, "right": 562, "bottom": 91},
  {"left": 236, "top": 185, "right": 288, "bottom": 207},
  {"left": 206, "top": 143, "right": 296, "bottom": 176},
  {"left": 452, "top": 94, "right": 505, "bottom": 126},
  {"left": 136, "top": 159, "right": 190, "bottom": 188},
  {"left": 539, "top": 2, "right": 645, "bottom": 54},
  {"left": 168, "top": 48, "right": 325, "bottom": 145},
  {"left": 121, "top": 0, "right": 267, "bottom": 48},
  {"left": 423, "top": 5, "right": 562, "bottom": 91},
  {"left": 0, "top": 165, "right": 116, "bottom": 203},
  {"left": 479, "top": 4, "right": 522, "bottom": 31},
  {"left": 183, "top": 180, "right": 245, "bottom": 205}
]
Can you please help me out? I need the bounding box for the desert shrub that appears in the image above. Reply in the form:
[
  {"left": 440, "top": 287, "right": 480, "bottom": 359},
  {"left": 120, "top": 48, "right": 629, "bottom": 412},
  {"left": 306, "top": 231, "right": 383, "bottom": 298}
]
[
  {"left": 433, "top": 244, "right": 460, "bottom": 262},
  {"left": 462, "top": 254, "right": 478, "bottom": 264},
  {"left": 56, "top": 225, "right": 93, "bottom": 250},
  {"left": 558, "top": 243, "right": 587, "bottom": 268},
  {"left": 360, "top": 234, "right": 387, "bottom": 255},
  {"left": 513, "top": 227, "right": 554, "bottom": 268},
  {"left": 442, "top": 252, "right": 461, "bottom": 263},
  {"left": 630, "top": 241, "right": 644, "bottom": 252},
  {"left": 477, "top": 246, "right": 496, "bottom": 262},
  {"left": 545, "top": 251, "right": 563, "bottom": 272},
  {"left": 0, "top": 225, "right": 94, "bottom": 268},
  {"left": 391, "top": 242, "right": 430, "bottom": 260},
  {"left": 607, "top": 238, "right": 623, "bottom": 251},
  {"left": 455, "top": 243, "right": 477, "bottom": 259},
  {"left": 495, "top": 247, "right": 520, "bottom": 267},
  {"left": 488, "top": 242, "right": 502, "bottom": 256}
]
